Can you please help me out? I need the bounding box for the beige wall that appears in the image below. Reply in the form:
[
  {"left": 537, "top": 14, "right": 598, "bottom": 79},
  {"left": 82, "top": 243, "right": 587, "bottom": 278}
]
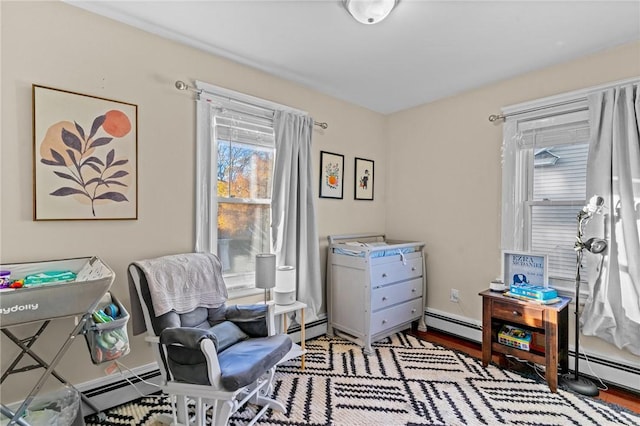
[
  {"left": 386, "top": 41, "right": 640, "bottom": 366},
  {"left": 0, "top": 1, "right": 386, "bottom": 402},
  {"left": 2, "top": 0, "right": 639, "bottom": 404}
]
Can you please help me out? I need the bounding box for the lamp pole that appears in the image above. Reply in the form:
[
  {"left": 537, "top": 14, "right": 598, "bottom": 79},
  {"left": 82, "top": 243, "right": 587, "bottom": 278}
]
[{"left": 560, "top": 206, "right": 601, "bottom": 396}]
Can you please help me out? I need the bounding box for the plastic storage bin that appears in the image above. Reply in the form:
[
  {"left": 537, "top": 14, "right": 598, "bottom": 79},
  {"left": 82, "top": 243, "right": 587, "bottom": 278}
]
[
  {"left": 83, "top": 292, "right": 130, "bottom": 364},
  {"left": 22, "top": 385, "right": 80, "bottom": 426}
]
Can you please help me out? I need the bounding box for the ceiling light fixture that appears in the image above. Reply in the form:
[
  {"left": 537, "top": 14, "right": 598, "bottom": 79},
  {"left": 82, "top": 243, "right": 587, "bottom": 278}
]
[{"left": 343, "top": 0, "right": 399, "bottom": 25}]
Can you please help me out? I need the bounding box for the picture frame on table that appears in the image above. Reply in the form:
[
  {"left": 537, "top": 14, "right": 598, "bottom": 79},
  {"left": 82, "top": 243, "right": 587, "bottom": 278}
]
[
  {"left": 33, "top": 85, "right": 138, "bottom": 220},
  {"left": 502, "top": 250, "right": 549, "bottom": 288},
  {"left": 354, "top": 157, "right": 374, "bottom": 201},
  {"left": 319, "top": 151, "right": 344, "bottom": 199}
]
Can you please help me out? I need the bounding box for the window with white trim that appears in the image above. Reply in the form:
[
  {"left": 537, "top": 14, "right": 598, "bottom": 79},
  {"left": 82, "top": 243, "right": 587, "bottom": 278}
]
[
  {"left": 503, "top": 103, "right": 591, "bottom": 293},
  {"left": 195, "top": 83, "right": 277, "bottom": 295},
  {"left": 214, "top": 112, "right": 275, "bottom": 292}
]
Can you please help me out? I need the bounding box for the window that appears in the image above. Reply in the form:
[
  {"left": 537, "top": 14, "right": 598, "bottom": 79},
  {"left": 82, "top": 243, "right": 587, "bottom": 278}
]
[
  {"left": 195, "top": 83, "right": 277, "bottom": 295},
  {"left": 502, "top": 103, "right": 591, "bottom": 293},
  {"left": 214, "top": 115, "right": 275, "bottom": 291}
]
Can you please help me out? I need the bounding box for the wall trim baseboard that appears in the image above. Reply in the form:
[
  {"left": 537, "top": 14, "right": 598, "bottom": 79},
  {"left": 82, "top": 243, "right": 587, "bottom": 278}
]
[{"left": 425, "top": 308, "right": 640, "bottom": 394}]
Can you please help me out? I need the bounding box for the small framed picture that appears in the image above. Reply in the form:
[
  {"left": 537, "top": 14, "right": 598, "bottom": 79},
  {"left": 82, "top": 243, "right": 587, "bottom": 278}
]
[
  {"left": 354, "top": 157, "right": 374, "bottom": 200},
  {"left": 502, "top": 251, "right": 548, "bottom": 288},
  {"left": 319, "top": 151, "right": 344, "bottom": 199}
]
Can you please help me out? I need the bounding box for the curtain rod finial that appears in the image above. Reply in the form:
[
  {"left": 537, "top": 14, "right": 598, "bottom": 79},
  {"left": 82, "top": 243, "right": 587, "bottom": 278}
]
[{"left": 488, "top": 114, "right": 504, "bottom": 122}]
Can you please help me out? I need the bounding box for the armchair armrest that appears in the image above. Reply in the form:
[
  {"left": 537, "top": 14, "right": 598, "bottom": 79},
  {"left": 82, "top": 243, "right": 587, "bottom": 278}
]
[
  {"left": 160, "top": 327, "right": 215, "bottom": 349},
  {"left": 225, "top": 304, "right": 270, "bottom": 337}
]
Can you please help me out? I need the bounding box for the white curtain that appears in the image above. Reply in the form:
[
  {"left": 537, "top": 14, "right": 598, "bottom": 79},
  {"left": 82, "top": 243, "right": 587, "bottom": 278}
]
[
  {"left": 195, "top": 99, "right": 213, "bottom": 253},
  {"left": 581, "top": 84, "right": 640, "bottom": 356},
  {"left": 272, "top": 111, "right": 322, "bottom": 324}
]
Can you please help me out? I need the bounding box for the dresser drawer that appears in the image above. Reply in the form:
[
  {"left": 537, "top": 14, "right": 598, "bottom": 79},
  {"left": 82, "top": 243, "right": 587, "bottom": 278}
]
[
  {"left": 371, "top": 257, "right": 422, "bottom": 286},
  {"left": 370, "top": 298, "right": 423, "bottom": 335},
  {"left": 492, "top": 300, "right": 544, "bottom": 328},
  {"left": 371, "top": 278, "right": 422, "bottom": 311}
]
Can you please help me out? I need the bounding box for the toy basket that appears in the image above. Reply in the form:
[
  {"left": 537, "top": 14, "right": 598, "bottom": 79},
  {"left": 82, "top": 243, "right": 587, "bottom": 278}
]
[{"left": 83, "top": 292, "right": 130, "bottom": 364}]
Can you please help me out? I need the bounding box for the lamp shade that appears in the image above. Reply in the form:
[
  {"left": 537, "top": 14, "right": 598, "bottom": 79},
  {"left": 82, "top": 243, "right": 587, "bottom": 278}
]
[
  {"left": 584, "top": 237, "right": 607, "bottom": 254},
  {"left": 255, "top": 254, "right": 276, "bottom": 289}
]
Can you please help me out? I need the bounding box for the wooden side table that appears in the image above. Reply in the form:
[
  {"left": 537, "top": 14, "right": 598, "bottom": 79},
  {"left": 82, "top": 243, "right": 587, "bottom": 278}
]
[
  {"left": 479, "top": 289, "right": 570, "bottom": 392},
  {"left": 273, "top": 301, "right": 307, "bottom": 369}
]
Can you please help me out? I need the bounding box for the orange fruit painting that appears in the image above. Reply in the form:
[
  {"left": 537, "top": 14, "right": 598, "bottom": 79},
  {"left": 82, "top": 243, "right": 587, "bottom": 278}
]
[{"left": 102, "top": 110, "right": 131, "bottom": 138}]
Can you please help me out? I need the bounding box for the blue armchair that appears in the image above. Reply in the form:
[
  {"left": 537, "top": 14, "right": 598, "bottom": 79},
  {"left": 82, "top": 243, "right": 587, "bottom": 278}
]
[{"left": 128, "top": 253, "right": 292, "bottom": 425}]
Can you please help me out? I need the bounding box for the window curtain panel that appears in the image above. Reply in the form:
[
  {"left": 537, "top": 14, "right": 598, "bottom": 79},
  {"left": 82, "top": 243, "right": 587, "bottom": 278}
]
[
  {"left": 195, "top": 99, "right": 213, "bottom": 253},
  {"left": 581, "top": 84, "right": 640, "bottom": 356},
  {"left": 272, "top": 111, "right": 322, "bottom": 324}
]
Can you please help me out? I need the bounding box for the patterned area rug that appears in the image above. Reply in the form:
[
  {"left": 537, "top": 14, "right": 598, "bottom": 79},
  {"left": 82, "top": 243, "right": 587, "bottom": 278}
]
[{"left": 85, "top": 333, "right": 640, "bottom": 425}]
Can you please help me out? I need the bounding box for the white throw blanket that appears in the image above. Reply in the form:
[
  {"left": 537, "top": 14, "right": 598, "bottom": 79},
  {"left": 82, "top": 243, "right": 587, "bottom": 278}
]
[{"left": 134, "top": 253, "right": 228, "bottom": 317}]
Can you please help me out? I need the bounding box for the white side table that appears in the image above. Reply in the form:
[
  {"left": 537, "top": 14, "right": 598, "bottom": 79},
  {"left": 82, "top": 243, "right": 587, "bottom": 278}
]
[{"left": 273, "top": 301, "right": 307, "bottom": 369}]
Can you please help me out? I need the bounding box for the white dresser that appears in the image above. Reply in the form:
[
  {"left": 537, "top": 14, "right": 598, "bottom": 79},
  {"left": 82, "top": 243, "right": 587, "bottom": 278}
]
[{"left": 327, "top": 233, "right": 426, "bottom": 354}]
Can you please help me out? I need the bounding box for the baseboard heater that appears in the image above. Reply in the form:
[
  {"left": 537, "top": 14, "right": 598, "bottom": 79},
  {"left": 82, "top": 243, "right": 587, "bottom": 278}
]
[{"left": 425, "top": 308, "right": 640, "bottom": 394}]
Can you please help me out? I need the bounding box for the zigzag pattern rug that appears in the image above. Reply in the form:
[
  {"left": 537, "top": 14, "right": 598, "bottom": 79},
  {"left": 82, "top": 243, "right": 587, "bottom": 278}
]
[{"left": 85, "top": 333, "right": 640, "bottom": 425}]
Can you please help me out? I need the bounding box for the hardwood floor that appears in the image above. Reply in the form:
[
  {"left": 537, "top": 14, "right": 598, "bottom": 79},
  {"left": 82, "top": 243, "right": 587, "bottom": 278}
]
[{"left": 410, "top": 328, "right": 640, "bottom": 414}]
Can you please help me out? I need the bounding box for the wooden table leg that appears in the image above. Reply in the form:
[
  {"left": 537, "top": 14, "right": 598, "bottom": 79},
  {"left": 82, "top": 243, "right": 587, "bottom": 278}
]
[
  {"left": 482, "top": 297, "right": 492, "bottom": 367},
  {"left": 545, "top": 309, "right": 559, "bottom": 393},
  {"left": 559, "top": 306, "right": 569, "bottom": 375}
]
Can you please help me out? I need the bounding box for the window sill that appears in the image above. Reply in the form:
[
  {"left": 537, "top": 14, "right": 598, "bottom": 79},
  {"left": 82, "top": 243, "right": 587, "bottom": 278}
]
[{"left": 227, "top": 287, "right": 263, "bottom": 302}]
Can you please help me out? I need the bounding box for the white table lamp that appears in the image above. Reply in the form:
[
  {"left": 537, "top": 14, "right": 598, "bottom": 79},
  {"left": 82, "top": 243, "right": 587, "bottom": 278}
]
[{"left": 255, "top": 254, "right": 276, "bottom": 303}]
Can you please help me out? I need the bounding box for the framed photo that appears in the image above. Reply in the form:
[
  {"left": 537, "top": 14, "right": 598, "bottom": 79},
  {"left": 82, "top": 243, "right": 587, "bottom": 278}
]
[
  {"left": 502, "top": 251, "right": 548, "bottom": 288},
  {"left": 354, "top": 157, "right": 374, "bottom": 200},
  {"left": 319, "top": 151, "right": 344, "bottom": 199},
  {"left": 33, "top": 85, "right": 138, "bottom": 220}
]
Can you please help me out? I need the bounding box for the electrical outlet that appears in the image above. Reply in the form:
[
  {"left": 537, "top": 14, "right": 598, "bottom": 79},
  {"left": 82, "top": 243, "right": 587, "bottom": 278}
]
[{"left": 450, "top": 288, "right": 459, "bottom": 303}]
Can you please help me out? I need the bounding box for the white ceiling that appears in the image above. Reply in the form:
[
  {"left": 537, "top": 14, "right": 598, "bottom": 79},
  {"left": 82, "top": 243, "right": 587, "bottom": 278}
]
[{"left": 67, "top": 1, "right": 640, "bottom": 114}]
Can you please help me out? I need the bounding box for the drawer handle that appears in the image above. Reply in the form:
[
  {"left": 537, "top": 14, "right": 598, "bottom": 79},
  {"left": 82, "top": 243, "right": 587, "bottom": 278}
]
[
  {"left": 382, "top": 297, "right": 387, "bottom": 301},
  {"left": 382, "top": 273, "right": 387, "bottom": 278},
  {"left": 411, "top": 309, "right": 417, "bottom": 314},
  {"left": 411, "top": 267, "right": 416, "bottom": 271},
  {"left": 382, "top": 319, "right": 387, "bottom": 324},
  {"left": 512, "top": 310, "right": 521, "bottom": 317},
  {"left": 411, "top": 288, "right": 416, "bottom": 292}
]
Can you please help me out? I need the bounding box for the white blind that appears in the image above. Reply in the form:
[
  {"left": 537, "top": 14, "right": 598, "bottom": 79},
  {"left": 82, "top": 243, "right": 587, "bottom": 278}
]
[
  {"left": 522, "top": 120, "right": 590, "bottom": 282},
  {"left": 214, "top": 115, "right": 275, "bottom": 147}
]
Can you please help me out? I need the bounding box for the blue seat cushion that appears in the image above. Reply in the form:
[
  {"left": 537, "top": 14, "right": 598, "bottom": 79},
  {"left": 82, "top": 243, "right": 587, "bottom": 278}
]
[
  {"left": 167, "top": 333, "right": 292, "bottom": 391},
  {"left": 209, "top": 321, "right": 249, "bottom": 352},
  {"left": 218, "top": 334, "right": 292, "bottom": 391}
]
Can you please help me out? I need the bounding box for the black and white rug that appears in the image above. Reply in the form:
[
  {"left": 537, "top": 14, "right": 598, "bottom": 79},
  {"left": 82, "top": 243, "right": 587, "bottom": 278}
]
[{"left": 85, "top": 333, "right": 640, "bottom": 425}]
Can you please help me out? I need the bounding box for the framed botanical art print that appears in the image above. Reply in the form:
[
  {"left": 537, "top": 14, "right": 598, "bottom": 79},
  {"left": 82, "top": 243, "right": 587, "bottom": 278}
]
[
  {"left": 319, "top": 151, "right": 344, "bottom": 199},
  {"left": 33, "top": 85, "right": 138, "bottom": 220},
  {"left": 354, "top": 157, "right": 374, "bottom": 200}
]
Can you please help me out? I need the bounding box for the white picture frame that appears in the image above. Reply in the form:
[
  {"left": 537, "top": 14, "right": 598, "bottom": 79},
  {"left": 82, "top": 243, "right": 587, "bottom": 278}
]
[{"left": 502, "top": 250, "right": 549, "bottom": 288}]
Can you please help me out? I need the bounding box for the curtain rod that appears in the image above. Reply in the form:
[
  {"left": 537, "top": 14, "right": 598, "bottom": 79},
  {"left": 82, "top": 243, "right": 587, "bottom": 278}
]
[
  {"left": 175, "top": 80, "right": 328, "bottom": 129},
  {"left": 488, "top": 97, "right": 587, "bottom": 122}
]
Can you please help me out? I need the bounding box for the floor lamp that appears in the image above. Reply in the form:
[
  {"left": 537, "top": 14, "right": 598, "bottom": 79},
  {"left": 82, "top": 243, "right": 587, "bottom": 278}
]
[{"left": 560, "top": 196, "right": 606, "bottom": 397}]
